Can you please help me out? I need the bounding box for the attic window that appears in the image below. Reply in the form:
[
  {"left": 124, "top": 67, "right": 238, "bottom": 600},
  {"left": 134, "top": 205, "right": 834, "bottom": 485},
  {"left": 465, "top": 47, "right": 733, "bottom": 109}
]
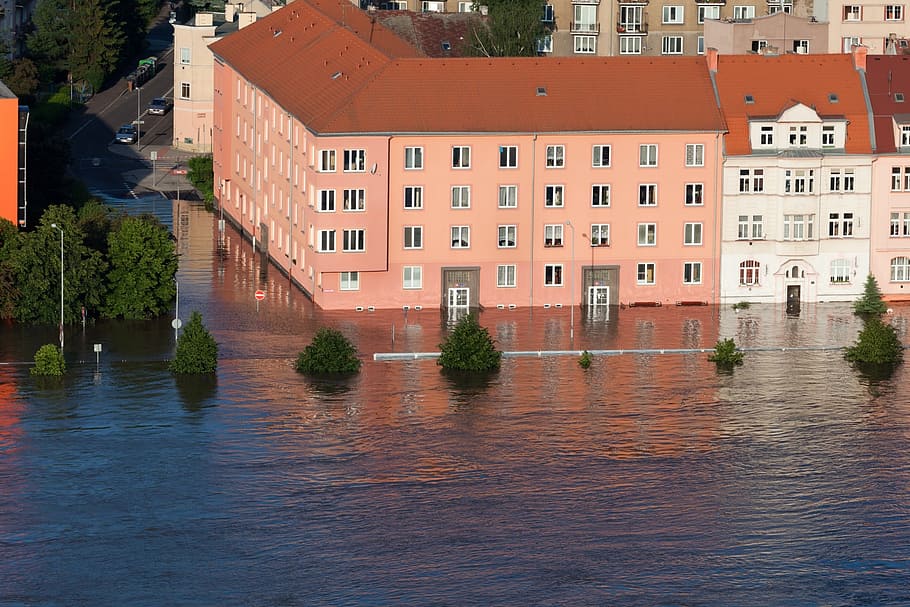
[
  {"left": 536, "top": 87, "right": 547, "bottom": 96},
  {"left": 896, "top": 93, "right": 906, "bottom": 102},
  {"left": 331, "top": 71, "right": 343, "bottom": 80},
  {"left": 273, "top": 29, "right": 282, "bottom": 37},
  {"left": 744, "top": 94, "right": 755, "bottom": 104},
  {"left": 828, "top": 93, "right": 839, "bottom": 103},
  {"left": 441, "top": 40, "right": 451, "bottom": 51}
]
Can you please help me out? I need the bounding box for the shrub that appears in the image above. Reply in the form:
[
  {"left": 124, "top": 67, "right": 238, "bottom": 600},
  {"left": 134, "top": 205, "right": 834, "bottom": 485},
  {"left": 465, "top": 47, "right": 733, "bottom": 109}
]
[
  {"left": 31, "top": 344, "right": 65, "bottom": 376},
  {"left": 170, "top": 311, "right": 218, "bottom": 375},
  {"left": 295, "top": 328, "right": 362, "bottom": 374},
  {"left": 708, "top": 338, "right": 744, "bottom": 367},
  {"left": 732, "top": 301, "right": 751, "bottom": 311},
  {"left": 187, "top": 155, "right": 215, "bottom": 210},
  {"left": 854, "top": 274, "right": 888, "bottom": 317},
  {"left": 845, "top": 317, "right": 904, "bottom": 366},
  {"left": 578, "top": 350, "right": 592, "bottom": 369},
  {"left": 438, "top": 314, "right": 502, "bottom": 373}
]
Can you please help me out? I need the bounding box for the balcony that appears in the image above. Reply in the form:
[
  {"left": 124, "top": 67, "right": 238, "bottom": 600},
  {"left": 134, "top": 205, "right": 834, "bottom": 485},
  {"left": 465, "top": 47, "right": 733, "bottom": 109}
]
[
  {"left": 617, "top": 0, "right": 648, "bottom": 4},
  {"left": 616, "top": 19, "right": 649, "bottom": 33},
  {"left": 571, "top": 21, "right": 600, "bottom": 33},
  {"left": 572, "top": 0, "right": 600, "bottom": 4}
]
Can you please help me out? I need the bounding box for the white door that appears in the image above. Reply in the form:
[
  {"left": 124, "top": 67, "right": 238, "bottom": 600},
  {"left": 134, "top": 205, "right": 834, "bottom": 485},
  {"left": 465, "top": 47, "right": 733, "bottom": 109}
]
[
  {"left": 448, "top": 287, "right": 469, "bottom": 308},
  {"left": 587, "top": 285, "right": 609, "bottom": 307}
]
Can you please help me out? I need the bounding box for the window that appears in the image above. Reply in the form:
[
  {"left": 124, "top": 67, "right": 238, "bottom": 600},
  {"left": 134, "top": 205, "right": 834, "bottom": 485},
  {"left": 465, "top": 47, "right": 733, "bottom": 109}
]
[
  {"left": 620, "top": 4, "right": 643, "bottom": 30},
  {"left": 830, "top": 259, "right": 851, "bottom": 283},
  {"left": 901, "top": 125, "right": 910, "bottom": 147},
  {"left": 457, "top": 1, "right": 474, "bottom": 11},
  {"left": 843, "top": 5, "right": 862, "bottom": 20},
  {"left": 546, "top": 145, "right": 565, "bottom": 168},
  {"left": 739, "top": 260, "right": 760, "bottom": 285},
  {"left": 662, "top": 36, "right": 683, "bottom": 54},
  {"left": 698, "top": 4, "right": 720, "bottom": 23},
  {"left": 574, "top": 35, "right": 596, "bottom": 54},
  {"left": 542, "top": 3, "right": 555, "bottom": 22},
  {"left": 738, "top": 168, "right": 765, "bottom": 192},
  {"left": 733, "top": 5, "right": 755, "bottom": 18},
  {"left": 544, "top": 224, "right": 564, "bottom": 247},
  {"left": 822, "top": 125, "right": 836, "bottom": 147},
  {"left": 452, "top": 146, "right": 471, "bottom": 168},
  {"left": 180, "top": 82, "right": 191, "bottom": 100},
  {"left": 404, "top": 226, "right": 423, "bottom": 249},
  {"left": 403, "top": 266, "right": 423, "bottom": 289},
  {"left": 343, "top": 189, "right": 365, "bottom": 211},
  {"left": 886, "top": 5, "right": 904, "bottom": 20},
  {"left": 318, "top": 229, "right": 336, "bottom": 252},
  {"left": 784, "top": 169, "right": 815, "bottom": 194},
  {"left": 404, "top": 186, "right": 423, "bottom": 209},
  {"left": 179, "top": 47, "right": 191, "bottom": 64},
  {"left": 497, "top": 264, "right": 517, "bottom": 288},
  {"left": 319, "top": 189, "right": 336, "bottom": 212},
  {"left": 319, "top": 149, "right": 336, "bottom": 172},
  {"left": 637, "top": 262, "right": 655, "bottom": 285},
  {"left": 499, "top": 185, "right": 518, "bottom": 208},
  {"left": 451, "top": 226, "right": 470, "bottom": 248},
  {"left": 591, "top": 223, "right": 610, "bottom": 246},
  {"left": 737, "top": 215, "right": 764, "bottom": 240},
  {"left": 537, "top": 34, "right": 553, "bottom": 53},
  {"left": 343, "top": 149, "right": 366, "bottom": 172},
  {"left": 794, "top": 39, "right": 809, "bottom": 53},
  {"left": 892, "top": 257, "right": 910, "bottom": 281},
  {"left": 422, "top": 1, "right": 444, "bottom": 11},
  {"left": 697, "top": 36, "right": 705, "bottom": 54},
  {"left": 544, "top": 264, "right": 563, "bottom": 286},
  {"left": 343, "top": 229, "right": 365, "bottom": 252},
  {"left": 592, "top": 184, "right": 611, "bottom": 207},
  {"left": 829, "top": 169, "right": 856, "bottom": 192},
  {"left": 340, "top": 271, "right": 359, "bottom": 290},
  {"left": 405, "top": 147, "right": 423, "bottom": 170},
  {"left": 686, "top": 143, "right": 705, "bottom": 166},
  {"left": 789, "top": 125, "right": 808, "bottom": 146},
  {"left": 663, "top": 5, "right": 684, "bottom": 23},
  {"left": 592, "top": 145, "right": 611, "bottom": 167},
  {"left": 892, "top": 166, "right": 910, "bottom": 191},
  {"left": 498, "top": 225, "right": 517, "bottom": 248},
  {"left": 842, "top": 36, "right": 862, "bottom": 52},
  {"left": 638, "top": 223, "right": 657, "bottom": 246},
  {"left": 783, "top": 214, "right": 814, "bottom": 240},
  {"left": 685, "top": 183, "right": 704, "bottom": 205},
  {"left": 890, "top": 211, "right": 910, "bottom": 236},
  {"left": 500, "top": 145, "right": 518, "bottom": 168},
  {"left": 684, "top": 222, "right": 703, "bottom": 245},
  {"left": 573, "top": 3, "right": 597, "bottom": 31},
  {"left": 451, "top": 186, "right": 471, "bottom": 209},
  {"left": 759, "top": 125, "right": 774, "bottom": 146},
  {"left": 545, "top": 185, "right": 564, "bottom": 207},
  {"left": 639, "top": 184, "right": 657, "bottom": 206},
  {"left": 619, "top": 36, "right": 642, "bottom": 54},
  {"left": 640, "top": 144, "right": 658, "bottom": 167},
  {"left": 683, "top": 262, "right": 702, "bottom": 284}
]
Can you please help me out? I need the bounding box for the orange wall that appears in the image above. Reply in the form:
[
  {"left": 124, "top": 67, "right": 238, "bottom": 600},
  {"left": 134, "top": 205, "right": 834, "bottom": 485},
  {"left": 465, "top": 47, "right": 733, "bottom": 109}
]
[{"left": 0, "top": 98, "right": 18, "bottom": 227}]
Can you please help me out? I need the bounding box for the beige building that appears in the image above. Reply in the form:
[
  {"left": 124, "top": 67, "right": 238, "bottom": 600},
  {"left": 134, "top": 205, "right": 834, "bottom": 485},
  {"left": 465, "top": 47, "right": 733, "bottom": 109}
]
[
  {"left": 825, "top": 0, "right": 910, "bottom": 54},
  {"left": 704, "top": 11, "right": 828, "bottom": 54}
]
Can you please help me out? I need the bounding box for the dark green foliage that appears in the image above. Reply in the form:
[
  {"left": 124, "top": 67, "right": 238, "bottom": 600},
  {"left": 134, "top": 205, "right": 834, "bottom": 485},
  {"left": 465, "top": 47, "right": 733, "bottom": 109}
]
[
  {"left": 708, "top": 338, "right": 744, "bottom": 366},
  {"left": 845, "top": 317, "right": 904, "bottom": 366},
  {"left": 187, "top": 155, "right": 215, "bottom": 209},
  {"left": 103, "top": 215, "right": 178, "bottom": 319},
  {"left": 70, "top": 0, "right": 126, "bottom": 91},
  {"left": 31, "top": 344, "right": 65, "bottom": 376},
  {"left": 28, "top": 0, "right": 73, "bottom": 74},
  {"left": 578, "top": 350, "right": 592, "bottom": 369},
  {"left": 853, "top": 274, "right": 888, "bottom": 317},
  {"left": 5, "top": 59, "right": 40, "bottom": 103},
  {"left": 465, "top": 0, "right": 548, "bottom": 57},
  {"left": 732, "top": 301, "right": 751, "bottom": 310},
  {"left": 295, "top": 328, "right": 362, "bottom": 374},
  {"left": 0, "top": 219, "right": 19, "bottom": 319},
  {"left": 170, "top": 311, "right": 218, "bottom": 374},
  {"left": 437, "top": 313, "right": 502, "bottom": 372}
]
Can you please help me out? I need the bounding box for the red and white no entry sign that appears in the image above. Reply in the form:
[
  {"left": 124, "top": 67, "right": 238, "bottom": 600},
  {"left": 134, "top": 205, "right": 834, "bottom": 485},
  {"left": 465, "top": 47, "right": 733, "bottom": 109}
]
[{"left": 254, "top": 289, "right": 266, "bottom": 301}]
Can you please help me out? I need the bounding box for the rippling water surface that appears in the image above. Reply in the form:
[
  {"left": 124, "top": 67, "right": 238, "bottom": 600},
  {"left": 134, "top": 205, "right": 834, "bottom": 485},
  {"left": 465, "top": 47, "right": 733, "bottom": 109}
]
[{"left": 1, "top": 204, "right": 910, "bottom": 605}]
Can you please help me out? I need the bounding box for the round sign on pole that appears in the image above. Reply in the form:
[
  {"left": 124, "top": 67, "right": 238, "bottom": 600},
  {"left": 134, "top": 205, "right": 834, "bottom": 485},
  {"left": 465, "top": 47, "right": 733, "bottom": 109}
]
[
  {"left": 255, "top": 289, "right": 266, "bottom": 301},
  {"left": 171, "top": 318, "right": 182, "bottom": 329}
]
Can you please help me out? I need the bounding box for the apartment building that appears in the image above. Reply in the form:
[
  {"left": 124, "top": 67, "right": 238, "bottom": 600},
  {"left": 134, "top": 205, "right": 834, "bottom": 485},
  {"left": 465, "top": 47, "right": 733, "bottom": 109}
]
[
  {"left": 0, "top": 80, "right": 22, "bottom": 228},
  {"left": 826, "top": 0, "right": 910, "bottom": 53},
  {"left": 703, "top": 11, "right": 828, "bottom": 54}
]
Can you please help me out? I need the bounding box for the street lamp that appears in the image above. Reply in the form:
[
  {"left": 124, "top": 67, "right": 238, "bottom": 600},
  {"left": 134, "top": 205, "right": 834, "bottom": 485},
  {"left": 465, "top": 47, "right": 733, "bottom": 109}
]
[
  {"left": 50, "top": 223, "right": 64, "bottom": 350},
  {"left": 564, "top": 220, "right": 575, "bottom": 345},
  {"left": 136, "top": 86, "right": 141, "bottom": 148}
]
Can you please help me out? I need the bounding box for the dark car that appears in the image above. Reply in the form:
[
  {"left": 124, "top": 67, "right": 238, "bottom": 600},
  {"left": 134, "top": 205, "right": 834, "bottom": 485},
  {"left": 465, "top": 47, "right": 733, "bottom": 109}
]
[
  {"left": 148, "top": 97, "right": 171, "bottom": 115},
  {"left": 115, "top": 124, "right": 137, "bottom": 144}
]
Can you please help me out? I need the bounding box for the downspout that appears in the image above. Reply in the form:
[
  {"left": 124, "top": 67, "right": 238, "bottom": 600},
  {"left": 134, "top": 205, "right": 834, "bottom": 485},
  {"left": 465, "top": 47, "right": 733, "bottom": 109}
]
[
  {"left": 386, "top": 135, "right": 392, "bottom": 275},
  {"left": 706, "top": 48, "right": 724, "bottom": 307},
  {"left": 252, "top": 86, "right": 258, "bottom": 252},
  {"left": 529, "top": 133, "right": 538, "bottom": 308}
]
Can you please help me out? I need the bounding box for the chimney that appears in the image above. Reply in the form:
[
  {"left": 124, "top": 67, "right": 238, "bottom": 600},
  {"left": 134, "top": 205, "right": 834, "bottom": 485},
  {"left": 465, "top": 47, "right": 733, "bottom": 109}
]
[
  {"left": 239, "top": 12, "right": 256, "bottom": 29},
  {"left": 225, "top": 3, "right": 237, "bottom": 21},
  {"left": 706, "top": 47, "right": 719, "bottom": 72},
  {"left": 853, "top": 44, "right": 868, "bottom": 71},
  {"left": 196, "top": 12, "right": 214, "bottom": 26}
]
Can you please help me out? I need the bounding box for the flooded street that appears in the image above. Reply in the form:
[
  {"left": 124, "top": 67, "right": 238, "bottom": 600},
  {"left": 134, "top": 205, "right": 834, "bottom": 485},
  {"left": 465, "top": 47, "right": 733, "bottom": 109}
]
[{"left": 1, "top": 202, "right": 909, "bottom": 605}]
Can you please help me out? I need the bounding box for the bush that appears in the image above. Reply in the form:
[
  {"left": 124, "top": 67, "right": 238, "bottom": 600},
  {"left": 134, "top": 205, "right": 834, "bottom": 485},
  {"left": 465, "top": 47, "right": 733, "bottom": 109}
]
[
  {"left": 845, "top": 317, "right": 904, "bottom": 366},
  {"left": 854, "top": 274, "right": 888, "bottom": 317},
  {"left": 295, "top": 328, "right": 362, "bottom": 374},
  {"left": 170, "top": 311, "right": 218, "bottom": 375},
  {"left": 708, "top": 338, "right": 744, "bottom": 367},
  {"left": 732, "top": 301, "right": 751, "bottom": 310},
  {"left": 31, "top": 344, "right": 65, "bottom": 376},
  {"left": 437, "top": 313, "right": 502, "bottom": 373},
  {"left": 187, "top": 155, "right": 215, "bottom": 209},
  {"left": 578, "top": 350, "right": 592, "bottom": 369}
]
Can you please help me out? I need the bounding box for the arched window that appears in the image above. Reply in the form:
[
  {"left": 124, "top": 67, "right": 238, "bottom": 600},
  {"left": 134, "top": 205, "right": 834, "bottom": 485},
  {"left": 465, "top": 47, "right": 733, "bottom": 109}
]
[
  {"left": 891, "top": 257, "right": 910, "bottom": 282},
  {"left": 740, "top": 260, "right": 760, "bottom": 286}
]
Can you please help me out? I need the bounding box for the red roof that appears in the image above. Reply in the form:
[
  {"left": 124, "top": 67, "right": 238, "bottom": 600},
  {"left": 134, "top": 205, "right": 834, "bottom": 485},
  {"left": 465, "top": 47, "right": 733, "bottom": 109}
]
[
  {"left": 714, "top": 54, "right": 872, "bottom": 155},
  {"left": 865, "top": 55, "right": 910, "bottom": 154}
]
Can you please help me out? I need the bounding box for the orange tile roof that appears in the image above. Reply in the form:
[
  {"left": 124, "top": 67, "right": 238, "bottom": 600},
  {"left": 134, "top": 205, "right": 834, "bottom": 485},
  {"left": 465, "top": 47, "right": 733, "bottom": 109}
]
[
  {"left": 865, "top": 55, "right": 910, "bottom": 154},
  {"left": 211, "top": 1, "right": 726, "bottom": 136},
  {"left": 714, "top": 54, "right": 872, "bottom": 155}
]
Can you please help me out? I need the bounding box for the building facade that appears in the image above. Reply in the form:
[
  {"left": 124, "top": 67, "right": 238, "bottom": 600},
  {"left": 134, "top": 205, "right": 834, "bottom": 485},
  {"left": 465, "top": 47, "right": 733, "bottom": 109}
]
[
  {"left": 826, "top": 0, "right": 910, "bottom": 54},
  {"left": 703, "top": 12, "right": 828, "bottom": 54}
]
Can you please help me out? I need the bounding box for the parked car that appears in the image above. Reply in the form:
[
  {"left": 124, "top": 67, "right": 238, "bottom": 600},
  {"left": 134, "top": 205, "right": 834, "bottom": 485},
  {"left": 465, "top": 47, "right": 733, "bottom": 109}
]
[
  {"left": 148, "top": 97, "right": 171, "bottom": 115},
  {"left": 115, "top": 124, "right": 137, "bottom": 144}
]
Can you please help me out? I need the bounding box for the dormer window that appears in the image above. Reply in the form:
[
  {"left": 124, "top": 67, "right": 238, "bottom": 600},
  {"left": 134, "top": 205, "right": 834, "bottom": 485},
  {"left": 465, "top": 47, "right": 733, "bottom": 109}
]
[
  {"left": 789, "top": 125, "right": 808, "bottom": 146},
  {"left": 760, "top": 125, "right": 774, "bottom": 146},
  {"left": 902, "top": 125, "right": 910, "bottom": 147},
  {"left": 822, "top": 125, "right": 836, "bottom": 147}
]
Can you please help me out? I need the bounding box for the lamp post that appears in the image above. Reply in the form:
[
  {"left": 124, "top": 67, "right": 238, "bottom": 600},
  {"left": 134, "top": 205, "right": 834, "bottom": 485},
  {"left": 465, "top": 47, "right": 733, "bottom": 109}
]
[
  {"left": 564, "top": 220, "right": 575, "bottom": 345},
  {"left": 50, "top": 223, "right": 64, "bottom": 350},
  {"left": 136, "top": 86, "right": 141, "bottom": 148}
]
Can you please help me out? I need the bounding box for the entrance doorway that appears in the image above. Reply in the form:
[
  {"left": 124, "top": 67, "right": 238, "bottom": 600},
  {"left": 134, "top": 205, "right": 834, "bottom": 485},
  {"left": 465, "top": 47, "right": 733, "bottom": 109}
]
[
  {"left": 587, "top": 286, "right": 609, "bottom": 307},
  {"left": 787, "top": 284, "right": 801, "bottom": 314}
]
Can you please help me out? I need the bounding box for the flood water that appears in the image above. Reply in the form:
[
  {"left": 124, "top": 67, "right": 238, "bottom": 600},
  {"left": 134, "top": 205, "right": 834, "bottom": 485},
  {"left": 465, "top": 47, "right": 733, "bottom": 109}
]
[{"left": 1, "top": 201, "right": 909, "bottom": 605}]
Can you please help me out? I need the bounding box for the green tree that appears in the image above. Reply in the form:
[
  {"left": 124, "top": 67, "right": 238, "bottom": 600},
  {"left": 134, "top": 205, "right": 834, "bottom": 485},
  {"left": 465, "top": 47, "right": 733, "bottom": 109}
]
[
  {"left": 70, "top": 0, "right": 127, "bottom": 91},
  {"left": 31, "top": 344, "right": 66, "bottom": 376},
  {"left": 853, "top": 274, "right": 888, "bottom": 317},
  {"left": 187, "top": 155, "right": 215, "bottom": 208},
  {"left": 708, "top": 337, "right": 744, "bottom": 367},
  {"left": 0, "top": 218, "right": 21, "bottom": 319},
  {"left": 845, "top": 316, "right": 904, "bottom": 366},
  {"left": 28, "top": 0, "right": 73, "bottom": 77},
  {"left": 170, "top": 311, "right": 218, "bottom": 374},
  {"left": 78, "top": 199, "right": 114, "bottom": 255},
  {"left": 466, "top": 0, "right": 548, "bottom": 57},
  {"left": 103, "top": 215, "right": 178, "bottom": 319},
  {"left": 295, "top": 328, "right": 362, "bottom": 374},
  {"left": 438, "top": 313, "right": 502, "bottom": 372},
  {"left": 5, "top": 59, "right": 41, "bottom": 103}
]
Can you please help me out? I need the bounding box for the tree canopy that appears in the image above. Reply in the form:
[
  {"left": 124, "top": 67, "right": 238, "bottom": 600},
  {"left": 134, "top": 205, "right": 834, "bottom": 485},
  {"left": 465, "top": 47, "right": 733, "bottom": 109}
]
[{"left": 465, "top": 0, "right": 548, "bottom": 57}]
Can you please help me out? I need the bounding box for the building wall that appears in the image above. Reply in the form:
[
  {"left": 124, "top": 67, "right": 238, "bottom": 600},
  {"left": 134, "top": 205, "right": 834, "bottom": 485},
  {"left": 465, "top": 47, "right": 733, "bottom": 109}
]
[
  {"left": 173, "top": 18, "right": 220, "bottom": 153},
  {"left": 871, "top": 154, "right": 910, "bottom": 300},
  {"left": 0, "top": 92, "right": 18, "bottom": 227},
  {"left": 704, "top": 12, "right": 828, "bottom": 54},
  {"left": 827, "top": 0, "right": 910, "bottom": 53}
]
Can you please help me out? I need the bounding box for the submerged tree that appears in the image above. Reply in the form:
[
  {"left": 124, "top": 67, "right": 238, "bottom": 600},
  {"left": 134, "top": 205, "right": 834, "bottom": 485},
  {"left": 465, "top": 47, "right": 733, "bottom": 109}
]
[
  {"left": 853, "top": 274, "right": 888, "bottom": 317},
  {"left": 295, "top": 328, "right": 362, "bottom": 374},
  {"left": 438, "top": 313, "right": 502, "bottom": 372},
  {"left": 31, "top": 344, "right": 66, "bottom": 376},
  {"left": 845, "top": 316, "right": 904, "bottom": 366},
  {"left": 170, "top": 311, "right": 218, "bottom": 375}
]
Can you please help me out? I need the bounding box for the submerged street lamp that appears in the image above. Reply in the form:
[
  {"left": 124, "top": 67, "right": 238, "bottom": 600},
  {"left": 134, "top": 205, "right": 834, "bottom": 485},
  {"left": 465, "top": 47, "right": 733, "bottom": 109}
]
[{"left": 50, "top": 223, "right": 64, "bottom": 350}]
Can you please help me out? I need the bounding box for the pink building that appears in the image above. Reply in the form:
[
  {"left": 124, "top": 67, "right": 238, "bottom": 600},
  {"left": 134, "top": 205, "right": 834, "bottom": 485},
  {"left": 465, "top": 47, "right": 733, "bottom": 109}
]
[{"left": 210, "top": 0, "right": 726, "bottom": 311}]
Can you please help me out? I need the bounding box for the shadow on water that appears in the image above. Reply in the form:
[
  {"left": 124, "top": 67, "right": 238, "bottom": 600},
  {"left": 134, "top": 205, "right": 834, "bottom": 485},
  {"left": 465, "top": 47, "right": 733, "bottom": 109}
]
[
  {"left": 175, "top": 374, "right": 218, "bottom": 411},
  {"left": 301, "top": 372, "right": 358, "bottom": 397},
  {"left": 441, "top": 368, "right": 497, "bottom": 409}
]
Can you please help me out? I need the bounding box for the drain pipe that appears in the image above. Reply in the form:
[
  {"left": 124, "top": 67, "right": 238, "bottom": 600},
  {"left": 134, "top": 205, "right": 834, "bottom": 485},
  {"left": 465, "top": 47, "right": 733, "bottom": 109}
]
[{"left": 529, "top": 133, "right": 538, "bottom": 308}]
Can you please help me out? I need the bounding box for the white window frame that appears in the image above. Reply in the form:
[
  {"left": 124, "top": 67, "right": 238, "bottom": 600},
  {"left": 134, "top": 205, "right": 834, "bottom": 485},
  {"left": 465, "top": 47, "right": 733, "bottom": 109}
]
[
  {"left": 830, "top": 259, "right": 851, "bottom": 283},
  {"left": 537, "top": 34, "right": 553, "bottom": 53},
  {"left": 794, "top": 39, "right": 809, "bottom": 53},
  {"left": 891, "top": 211, "right": 910, "bottom": 237},
  {"left": 319, "top": 149, "right": 336, "bottom": 172},
  {"left": 343, "top": 149, "right": 366, "bottom": 172},
  {"left": 783, "top": 214, "right": 815, "bottom": 240},
  {"left": 737, "top": 215, "right": 764, "bottom": 240},
  {"left": 828, "top": 212, "right": 855, "bottom": 237},
  {"left": 497, "top": 264, "right": 517, "bottom": 288},
  {"left": 545, "top": 184, "right": 565, "bottom": 207},
  {"left": 179, "top": 47, "right": 191, "bottom": 64},
  {"left": 686, "top": 143, "right": 705, "bottom": 167},
  {"left": 499, "top": 145, "right": 518, "bottom": 168},
  {"left": 683, "top": 262, "right": 702, "bottom": 284},
  {"left": 452, "top": 145, "right": 471, "bottom": 168},
  {"left": 499, "top": 185, "right": 518, "bottom": 208},
  {"left": 592, "top": 184, "right": 611, "bottom": 207},
  {"left": 638, "top": 223, "right": 657, "bottom": 246},
  {"left": 451, "top": 226, "right": 470, "bottom": 248},
  {"left": 403, "top": 265, "right": 423, "bottom": 289},
  {"left": 546, "top": 145, "right": 566, "bottom": 168},
  {"left": 698, "top": 4, "right": 720, "bottom": 23},
  {"left": 544, "top": 264, "right": 564, "bottom": 286},
  {"left": 822, "top": 125, "right": 836, "bottom": 147},
  {"left": 662, "top": 5, "right": 684, "bottom": 23},
  {"left": 180, "top": 82, "right": 191, "bottom": 100},
  {"left": 404, "top": 226, "right": 423, "bottom": 249},
  {"left": 886, "top": 4, "right": 904, "bottom": 20},
  {"left": 740, "top": 260, "right": 760, "bottom": 285},
  {"left": 619, "top": 36, "right": 642, "bottom": 54},
  {"left": 662, "top": 35, "right": 683, "bottom": 54},
  {"left": 342, "top": 229, "right": 365, "bottom": 252},
  {"left": 318, "top": 189, "right": 336, "bottom": 212},
  {"left": 451, "top": 185, "right": 471, "bottom": 209},
  {"left": 343, "top": 188, "right": 365, "bottom": 212},
  {"left": 843, "top": 5, "right": 862, "bottom": 21},
  {"left": 901, "top": 125, "right": 910, "bottom": 147},
  {"left": 574, "top": 35, "right": 597, "bottom": 54},
  {"left": 340, "top": 271, "right": 359, "bottom": 291},
  {"left": 697, "top": 35, "right": 705, "bottom": 54},
  {"left": 733, "top": 5, "right": 755, "bottom": 19},
  {"left": 685, "top": 183, "right": 704, "bottom": 205},
  {"left": 318, "top": 229, "right": 336, "bottom": 253},
  {"left": 404, "top": 146, "right": 423, "bottom": 170},
  {"left": 639, "top": 184, "right": 657, "bottom": 206},
  {"left": 892, "top": 256, "right": 910, "bottom": 281},
  {"left": 544, "top": 224, "right": 564, "bottom": 247},
  {"left": 637, "top": 262, "right": 656, "bottom": 285},
  {"left": 404, "top": 186, "right": 423, "bottom": 209},
  {"left": 684, "top": 222, "right": 703, "bottom": 245},
  {"left": 640, "top": 144, "right": 658, "bottom": 167},
  {"left": 591, "top": 223, "right": 610, "bottom": 246},
  {"left": 498, "top": 225, "right": 517, "bottom": 248},
  {"left": 592, "top": 144, "right": 611, "bottom": 167}
]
